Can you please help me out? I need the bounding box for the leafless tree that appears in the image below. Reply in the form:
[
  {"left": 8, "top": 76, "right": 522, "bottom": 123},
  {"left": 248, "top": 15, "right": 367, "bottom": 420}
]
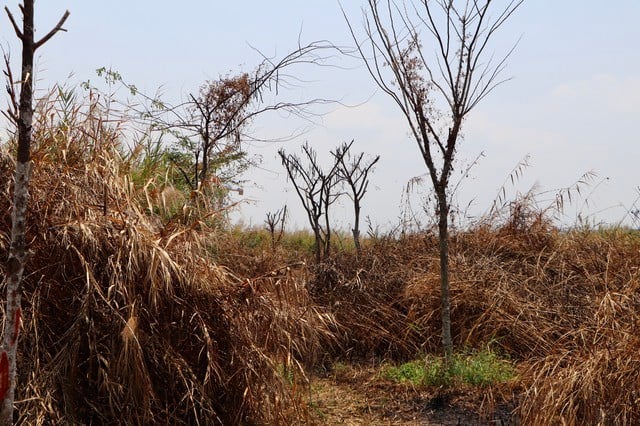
[
  {"left": 332, "top": 140, "right": 380, "bottom": 255},
  {"left": 345, "top": 0, "right": 523, "bottom": 362},
  {"left": 278, "top": 142, "right": 346, "bottom": 262},
  {"left": 265, "top": 205, "right": 288, "bottom": 250},
  {"left": 2, "top": 2, "right": 69, "bottom": 423}
]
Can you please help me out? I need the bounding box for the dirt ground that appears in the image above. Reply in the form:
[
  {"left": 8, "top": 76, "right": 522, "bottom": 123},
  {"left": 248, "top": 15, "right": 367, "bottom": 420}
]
[{"left": 306, "top": 364, "right": 518, "bottom": 425}]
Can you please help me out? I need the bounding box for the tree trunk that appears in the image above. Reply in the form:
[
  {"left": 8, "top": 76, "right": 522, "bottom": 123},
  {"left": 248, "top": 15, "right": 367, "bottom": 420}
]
[
  {"left": 1, "top": 3, "right": 69, "bottom": 422},
  {"left": 437, "top": 190, "right": 453, "bottom": 365},
  {"left": 312, "top": 226, "right": 322, "bottom": 263},
  {"left": 323, "top": 210, "right": 331, "bottom": 259},
  {"left": 199, "top": 128, "right": 210, "bottom": 188},
  {"left": 352, "top": 202, "right": 361, "bottom": 256},
  {"left": 1, "top": 2, "right": 36, "bottom": 422},
  {"left": 1, "top": 162, "right": 31, "bottom": 425},
  {"left": 352, "top": 228, "right": 361, "bottom": 255}
]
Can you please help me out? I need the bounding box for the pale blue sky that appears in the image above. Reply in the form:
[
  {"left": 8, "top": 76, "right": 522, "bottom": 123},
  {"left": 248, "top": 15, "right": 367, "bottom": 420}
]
[{"left": 3, "top": 1, "right": 639, "bottom": 229}]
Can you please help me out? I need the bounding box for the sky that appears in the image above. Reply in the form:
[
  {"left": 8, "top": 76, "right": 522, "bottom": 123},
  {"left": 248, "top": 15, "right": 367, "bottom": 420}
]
[{"left": 2, "top": 1, "right": 639, "bottom": 230}]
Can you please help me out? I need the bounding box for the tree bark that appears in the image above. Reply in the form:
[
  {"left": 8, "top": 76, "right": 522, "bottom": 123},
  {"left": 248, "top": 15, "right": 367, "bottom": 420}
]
[
  {"left": 1, "top": 2, "right": 35, "bottom": 422},
  {"left": 437, "top": 190, "right": 453, "bottom": 364},
  {"left": 323, "top": 197, "right": 332, "bottom": 259},
  {"left": 313, "top": 227, "right": 322, "bottom": 264},
  {"left": 1, "top": 162, "right": 30, "bottom": 425},
  {"left": 352, "top": 202, "right": 361, "bottom": 256}
]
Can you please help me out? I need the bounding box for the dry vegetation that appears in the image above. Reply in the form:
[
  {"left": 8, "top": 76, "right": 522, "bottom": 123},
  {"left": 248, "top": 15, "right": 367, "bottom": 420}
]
[
  {"left": 0, "top": 90, "right": 334, "bottom": 425},
  {"left": 1, "top": 89, "right": 639, "bottom": 424}
]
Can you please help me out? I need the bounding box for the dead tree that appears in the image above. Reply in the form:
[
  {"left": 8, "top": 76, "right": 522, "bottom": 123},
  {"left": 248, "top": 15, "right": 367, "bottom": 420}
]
[
  {"left": 264, "top": 205, "right": 288, "bottom": 249},
  {"left": 177, "top": 75, "right": 254, "bottom": 192},
  {"left": 278, "top": 143, "right": 346, "bottom": 262},
  {"left": 2, "top": 2, "right": 69, "bottom": 423},
  {"left": 346, "top": 0, "right": 522, "bottom": 362},
  {"left": 332, "top": 141, "right": 380, "bottom": 256}
]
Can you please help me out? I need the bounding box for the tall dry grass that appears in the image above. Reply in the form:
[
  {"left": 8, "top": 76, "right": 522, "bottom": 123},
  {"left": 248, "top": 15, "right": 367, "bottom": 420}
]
[
  {"left": 0, "top": 87, "right": 334, "bottom": 425},
  {"left": 307, "top": 203, "right": 640, "bottom": 424},
  {"left": 1, "top": 85, "right": 638, "bottom": 425}
]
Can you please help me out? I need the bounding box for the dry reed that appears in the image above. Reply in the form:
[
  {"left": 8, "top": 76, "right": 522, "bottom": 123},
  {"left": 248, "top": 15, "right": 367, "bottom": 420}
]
[
  {"left": 0, "top": 87, "right": 334, "bottom": 425},
  {"left": 310, "top": 204, "right": 640, "bottom": 424}
]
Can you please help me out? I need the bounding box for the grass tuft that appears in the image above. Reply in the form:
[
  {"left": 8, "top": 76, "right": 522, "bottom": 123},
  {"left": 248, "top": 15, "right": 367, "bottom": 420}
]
[
  {"left": 382, "top": 348, "right": 516, "bottom": 387},
  {"left": 0, "top": 86, "right": 335, "bottom": 425}
]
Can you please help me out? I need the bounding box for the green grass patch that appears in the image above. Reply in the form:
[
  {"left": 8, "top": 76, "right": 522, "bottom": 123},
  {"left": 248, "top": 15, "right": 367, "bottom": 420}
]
[{"left": 382, "top": 348, "right": 516, "bottom": 387}]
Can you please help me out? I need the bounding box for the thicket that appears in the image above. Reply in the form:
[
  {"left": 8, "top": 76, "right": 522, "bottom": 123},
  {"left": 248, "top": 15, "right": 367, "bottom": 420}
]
[{"left": 230, "top": 208, "right": 640, "bottom": 425}]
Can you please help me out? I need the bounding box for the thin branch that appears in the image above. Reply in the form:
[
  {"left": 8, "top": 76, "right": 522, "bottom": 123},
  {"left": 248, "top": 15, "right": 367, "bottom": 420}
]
[
  {"left": 4, "top": 7, "right": 23, "bottom": 40},
  {"left": 34, "top": 10, "right": 70, "bottom": 49}
]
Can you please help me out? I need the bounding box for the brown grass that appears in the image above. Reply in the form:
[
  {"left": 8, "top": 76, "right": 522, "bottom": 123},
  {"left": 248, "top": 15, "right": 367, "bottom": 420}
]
[
  {"left": 1, "top": 86, "right": 639, "bottom": 425},
  {"left": 293, "top": 206, "right": 639, "bottom": 424},
  {"left": 219, "top": 204, "right": 640, "bottom": 424},
  {"left": 0, "top": 88, "right": 334, "bottom": 425}
]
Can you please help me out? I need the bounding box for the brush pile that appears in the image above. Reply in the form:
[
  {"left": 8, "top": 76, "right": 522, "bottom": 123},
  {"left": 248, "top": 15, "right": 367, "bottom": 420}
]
[
  {"left": 309, "top": 236, "right": 433, "bottom": 361},
  {"left": 0, "top": 90, "right": 334, "bottom": 425}
]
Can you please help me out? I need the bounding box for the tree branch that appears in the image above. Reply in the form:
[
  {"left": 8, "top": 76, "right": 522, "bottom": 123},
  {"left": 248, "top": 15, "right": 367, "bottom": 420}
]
[
  {"left": 4, "top": 7, "right": 23, "bottom": 40},
  {"left": 34, "top": 10, "right": 70, "bottom": 50}
]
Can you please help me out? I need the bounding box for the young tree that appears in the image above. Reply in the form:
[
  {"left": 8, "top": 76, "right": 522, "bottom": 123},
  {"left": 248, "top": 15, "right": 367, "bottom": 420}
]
[
  {"left": 99, "top": 42, "right": 336, "bottom": 210},
  {"left": 264, "top": 205, "right": 288, "bottom": 250},
  {"left": 332, "top": 140, "right": 380, "bottom": 255},
  {"left": 169, "top": 74, "right": 254, "bottom": 193},
  {"left": 346, "top": 0, "right": 522, "bottom": 362},
  {"left": 2, "top": 2, "right": 69, "bottom": 423},
  {"left": 278, "top": 143, "right": 346, "bottom": 262}
]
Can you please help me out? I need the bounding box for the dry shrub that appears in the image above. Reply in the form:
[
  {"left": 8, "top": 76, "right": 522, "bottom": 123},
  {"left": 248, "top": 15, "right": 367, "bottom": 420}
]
[
  {"left": 519, "top": 335, "right": 640, "bottom": 425},
  {"left": 512, "top": 230, "right": 640, "bottom": 424},
  {"left": 0, "top": 88, "right": 333, "bottom": 425}
]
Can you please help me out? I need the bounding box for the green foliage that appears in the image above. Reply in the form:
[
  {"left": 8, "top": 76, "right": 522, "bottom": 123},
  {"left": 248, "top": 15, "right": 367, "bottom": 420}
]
[
  {"left": 220, "top": 226, "right": 366, "bottom": 260},
  {"left": 332, "top": 231, "right": 358, "bottom": 252},
  {"left": 236, "top": 228, "right": 272, "bottom": 250},
  {"left": 449, "top": 349, "right": 516, "bottom": 386},
  {"left": 382, "top": 359, "right": 436, "bottom": 386},
  {"left": 235, "top": 227, "right": 318, "bottom": 255},
  {"left": 282, "top": 230, "right": 322, "bottom": 253},
  {"left": 382, "top": 348, "right": 516, "bottom": 387}
]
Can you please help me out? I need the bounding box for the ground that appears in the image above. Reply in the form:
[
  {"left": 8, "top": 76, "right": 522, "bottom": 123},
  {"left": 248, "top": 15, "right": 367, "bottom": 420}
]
[{"left": 307, "top": 364, "right": 518, "bottom": 425}]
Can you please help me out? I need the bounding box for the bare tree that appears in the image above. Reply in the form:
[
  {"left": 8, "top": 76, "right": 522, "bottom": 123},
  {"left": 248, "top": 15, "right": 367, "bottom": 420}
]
[
  {"left": 2, "top": 2, "right": 69, "bottom": 423},
  {"left": 264, "top": 205, "right": 288, "bottom": 250},
  {"left": 278, "top": 143, "right": 346, "bottom": 262},
  {"left": 332, "top": 140, "right": 380, "bottom": 255},
  {"left": 345, "top": 0, "right": 522, "bottom": 362}
]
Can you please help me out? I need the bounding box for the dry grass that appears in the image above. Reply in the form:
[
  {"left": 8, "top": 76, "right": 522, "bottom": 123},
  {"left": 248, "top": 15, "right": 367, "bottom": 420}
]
[
  {"left": 1, "top": 86, "right": 639, "bottom": 425},
  {"left": 309, "top": 236, "right": 433, "bottom": 361},
  {"left": 306, "top": 211, "right": 640, "bottom": 424},
  {"left": 0, "top": 88, "right": 334, "bottom": 425}
]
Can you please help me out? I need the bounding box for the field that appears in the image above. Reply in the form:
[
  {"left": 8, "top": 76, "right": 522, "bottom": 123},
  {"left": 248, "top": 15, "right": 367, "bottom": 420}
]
[{"left": 0, "top": 91, "right": 639, "bottom": 425}]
